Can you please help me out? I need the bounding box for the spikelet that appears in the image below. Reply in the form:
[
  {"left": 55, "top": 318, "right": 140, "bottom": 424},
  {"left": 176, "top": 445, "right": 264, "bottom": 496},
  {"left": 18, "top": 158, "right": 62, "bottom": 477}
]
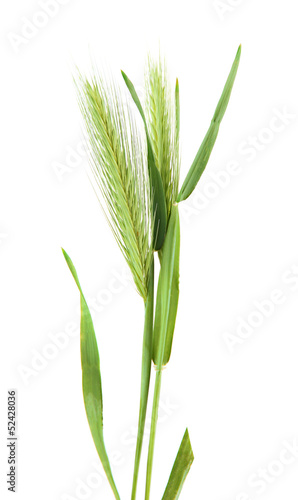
[
  {"left": 144, "top": 56, "right": 180, "bottom": 217},
  {"left": 76, "top": 71, "right": 152, "bottom": 300}
]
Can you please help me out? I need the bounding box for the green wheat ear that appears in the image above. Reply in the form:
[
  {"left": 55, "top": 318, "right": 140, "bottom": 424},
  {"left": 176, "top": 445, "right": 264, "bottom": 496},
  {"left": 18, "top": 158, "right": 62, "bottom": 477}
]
[
  {"left": 145, "top": 56, "right": 180, "bottom": 219},
  {"left": 75, "top": 71, "right": 153, "bottom": 300}
]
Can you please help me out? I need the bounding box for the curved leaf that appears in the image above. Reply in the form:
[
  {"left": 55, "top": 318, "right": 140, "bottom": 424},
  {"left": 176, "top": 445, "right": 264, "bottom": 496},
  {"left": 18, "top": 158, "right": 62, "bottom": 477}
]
[
  {"left": 121, "top": 70, "right": 167, "bottom": 250},
  {"left": 177, "top": 45, "right": 241, "bottom": 202},
  {"left": 62, "top": 249, "right": 120, "bottom": 500}
]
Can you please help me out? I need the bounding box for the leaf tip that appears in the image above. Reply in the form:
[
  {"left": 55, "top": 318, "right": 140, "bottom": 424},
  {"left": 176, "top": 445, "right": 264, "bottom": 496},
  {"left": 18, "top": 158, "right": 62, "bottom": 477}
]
[
  {"left": 184, "top": 428, "right": 194, "bottom": 460},
  {"left": 61, "top": 247, "right": 69, "bottom": 261},
  {"left": 236, "top": 44, "right": 242, "bottom": 60},
  {"left": 121, "top": 69, "right": 128, "bottom": 82}
]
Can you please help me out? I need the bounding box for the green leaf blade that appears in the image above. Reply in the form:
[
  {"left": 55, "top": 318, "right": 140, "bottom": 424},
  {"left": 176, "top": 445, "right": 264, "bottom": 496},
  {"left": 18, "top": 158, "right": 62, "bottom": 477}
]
[
  {"left": 62, "top": 249, "right": 121, "bottom": 500},
  {"left": 121, "top": 70, "right": 167, "bottom": 250},
  {"left": 121, "top": 70, "right": 147, "bottom": 124},
  {"left": 177, "top": 45, "right": 241, "bottom": 202},
  {"left": 177, "top": 121, "right": 219, "bottom": 202},
  {"left": 213, "top": 44, "right": 241, "bottom": 123},
  {"left": 149, "top": 155, "right": 168, "bottom": 250},
  {"left": 161, "top": 429, "right": 194, "bottom": 500}
]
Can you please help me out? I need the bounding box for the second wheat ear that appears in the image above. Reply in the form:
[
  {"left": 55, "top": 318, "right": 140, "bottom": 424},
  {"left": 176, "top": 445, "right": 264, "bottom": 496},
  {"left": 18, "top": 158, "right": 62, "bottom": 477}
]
[{"left": 62, "top": 45, "right": 241, "bottom": 500}]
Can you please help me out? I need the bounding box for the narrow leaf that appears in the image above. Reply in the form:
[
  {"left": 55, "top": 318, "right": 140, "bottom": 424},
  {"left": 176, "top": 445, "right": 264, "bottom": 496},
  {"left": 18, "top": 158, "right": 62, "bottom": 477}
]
[
  {"left": 152, "top": 205, "right": 180, "bottom": 367},
  {"left": 213, "top": 44, "right": 242, "bottom": 123},
  {"left": 131, "top": 259, "right": 154, "bottom": 500},
  {"left": 62, "top": 249, "right": 121, "bottom": 500},
  {"left": 177, "top": 120, "right": 219, "bottom": 203},
  {"left": 162, "top": 429, "right": 194, "bottom": 500},
  {"left": 121, "top": 70, "right": 147, "bottom": 124},
  {"left": 121, "top": 70, "right": 167, "bottom": 250},
  {"left": 177, "top": 45, "right": 241, "bottom": 202}
]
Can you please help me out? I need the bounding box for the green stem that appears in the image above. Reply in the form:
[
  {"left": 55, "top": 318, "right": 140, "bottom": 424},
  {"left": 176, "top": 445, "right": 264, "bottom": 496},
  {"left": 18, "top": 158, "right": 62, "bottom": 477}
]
[
  {"left": 131, "top": 259, "right": 154, "bottom": 500},
  {"left": 145, "top": 367, "right": 162, "bottom": 500}
]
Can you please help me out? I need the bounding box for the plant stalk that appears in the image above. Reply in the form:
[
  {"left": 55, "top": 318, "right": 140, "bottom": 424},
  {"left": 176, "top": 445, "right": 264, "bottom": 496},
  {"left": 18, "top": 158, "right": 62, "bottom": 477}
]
[
  {"left": 131, "top": 258, "right": 154, "bottom": 500},
  {"left": 144, "top": 366, "right": 163, "bottom": 500}
]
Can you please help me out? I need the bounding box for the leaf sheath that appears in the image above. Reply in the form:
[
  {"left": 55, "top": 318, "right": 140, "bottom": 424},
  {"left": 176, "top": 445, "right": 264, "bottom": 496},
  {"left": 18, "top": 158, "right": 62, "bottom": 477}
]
[
  {"left": 153, "top": 205, "right": 180, "bottom": 366},
  {"left": 145, "top": 206, "right": 180, "bottom": 499}
]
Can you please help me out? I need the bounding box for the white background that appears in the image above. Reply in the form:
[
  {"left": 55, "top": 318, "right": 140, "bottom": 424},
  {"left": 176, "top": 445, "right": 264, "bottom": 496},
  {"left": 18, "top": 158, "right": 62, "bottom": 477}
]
[{"left": 1, "top": 1, "right": 298, "bottom": 499}]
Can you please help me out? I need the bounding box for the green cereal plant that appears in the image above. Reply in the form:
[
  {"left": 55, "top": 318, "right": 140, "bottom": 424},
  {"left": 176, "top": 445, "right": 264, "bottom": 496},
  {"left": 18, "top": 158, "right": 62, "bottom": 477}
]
[{"left": 62, "top": 45, "right": 241, "bottom": 500}]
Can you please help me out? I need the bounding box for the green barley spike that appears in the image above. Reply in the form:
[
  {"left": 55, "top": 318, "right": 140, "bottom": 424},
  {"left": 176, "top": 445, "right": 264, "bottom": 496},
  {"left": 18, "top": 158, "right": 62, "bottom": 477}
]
[
  {"left": 75, "top": 71, "right": 153, "bottom": 299},
  {"left": 145, "top": 56, "right": 180, "bottom": 219}
]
